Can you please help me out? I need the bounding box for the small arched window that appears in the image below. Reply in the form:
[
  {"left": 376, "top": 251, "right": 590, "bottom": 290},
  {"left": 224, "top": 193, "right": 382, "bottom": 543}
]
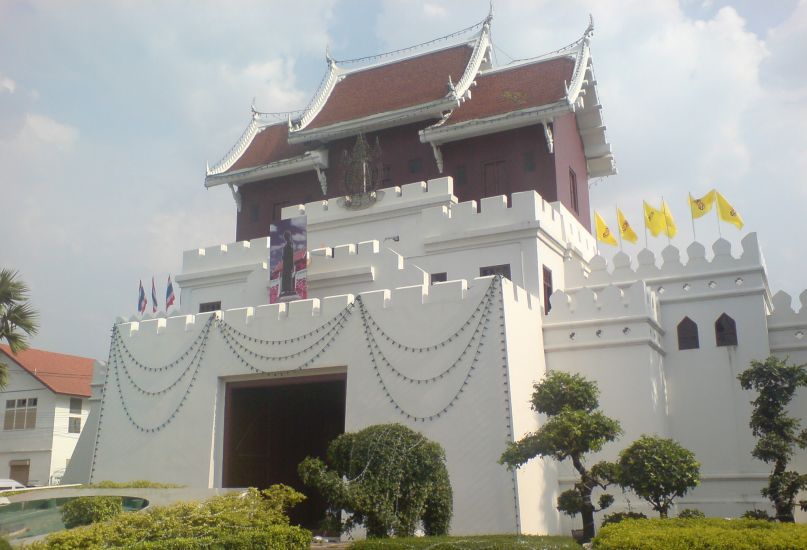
[
  {"left": 715, "top": 313, "right": 738, "bottom": 346},
  {"left": 677, "top": 317, "right": 699, "bottom": 350}
]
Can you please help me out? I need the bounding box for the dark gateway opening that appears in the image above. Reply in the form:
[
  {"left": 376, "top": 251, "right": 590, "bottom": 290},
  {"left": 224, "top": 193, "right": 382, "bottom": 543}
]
[{"left": 223, "top": 374, "right": 346, "bottom": 531}]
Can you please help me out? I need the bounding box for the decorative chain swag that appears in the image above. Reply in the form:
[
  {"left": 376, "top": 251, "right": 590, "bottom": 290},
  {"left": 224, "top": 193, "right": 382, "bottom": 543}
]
[{"left": 108, "top": 278, "right": 503, "bottom": 432}]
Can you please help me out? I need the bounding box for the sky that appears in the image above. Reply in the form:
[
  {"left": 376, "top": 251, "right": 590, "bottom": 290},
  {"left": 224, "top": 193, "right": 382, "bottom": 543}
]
[{"left": 1, "top": 0, "right": 805, "bottom": 361}]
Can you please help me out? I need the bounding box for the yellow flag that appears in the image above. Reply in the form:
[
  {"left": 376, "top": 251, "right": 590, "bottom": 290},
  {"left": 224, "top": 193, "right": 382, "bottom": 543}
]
[
  {"left": 595, "top": 212, "right": 618, "bottom": 246},
  {"left": 643, "top": 201, "right": 665, "bottom": 237},
  {"left": 661, "top": 200, "right": 677, "bottom": 238},
  {"left": 716, "top": 191, "right": 744, "bottom": 229},
  {"left": 689, "top": 190, "right": 716, "bottom": 219},
  {"left": 617, "top": 208, "right": 638, "bottom": 243}
]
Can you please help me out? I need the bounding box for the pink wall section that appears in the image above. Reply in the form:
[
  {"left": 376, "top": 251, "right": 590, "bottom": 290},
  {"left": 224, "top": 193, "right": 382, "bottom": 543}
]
[{"left": 552, "top": 112, "right": 591, "bottom": 231}]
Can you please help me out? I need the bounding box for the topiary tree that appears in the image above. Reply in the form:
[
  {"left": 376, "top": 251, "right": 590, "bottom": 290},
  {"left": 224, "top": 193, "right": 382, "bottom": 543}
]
[
  {"left": 616, "top": 435, "right": 700, "bottom": 518},
  {"left": 499, "top": 371, "right": 622, "bottom": 543},
  {"left": 738, "top": 356, "right": 807, "bottom": 522},
  {"left": 298, "top": 423, "right": 452, "bottom": 538},
  {"left": 61, "top": 496, "right": 124, "bottom": 529}
]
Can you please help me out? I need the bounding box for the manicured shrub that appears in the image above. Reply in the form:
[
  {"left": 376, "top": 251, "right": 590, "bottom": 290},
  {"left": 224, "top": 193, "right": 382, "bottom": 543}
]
[
  {"left": 600, "top": 510, "right": 647, "bottom": 526},
  {"left": 349, "top": 534, "right": 580, "bottom": 549},
  {"left": 27, "top": 485, "right": 309, "bottom": 550},
  {"left": 61, "top": 496, "right": 124, "bottom": 528},
  {"left": 678, "top": 508, "right": 706, "bottom": 519},
  {"left": 593, "top": 517, "right": 807, "bottom": 550},
  {"left": 299, "top": 423, "right": 452, "bottom": 537},
  {"left": 84, "top": 480, "right": 182, "bottom": 489}
]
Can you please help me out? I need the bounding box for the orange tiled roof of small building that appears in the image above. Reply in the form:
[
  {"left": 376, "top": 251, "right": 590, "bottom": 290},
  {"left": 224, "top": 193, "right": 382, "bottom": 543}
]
[
  {"left": 226, "top": 123, "right": 309, "bottom": 173},
  {"left": 0, "top": 344, "right": 93, "bottom": 397},
  {"left": 444, "top": 56, "right": 575, "bottom": 126},
  {"left": 305, "top": 44, "right": 474, "bottom": 130}
]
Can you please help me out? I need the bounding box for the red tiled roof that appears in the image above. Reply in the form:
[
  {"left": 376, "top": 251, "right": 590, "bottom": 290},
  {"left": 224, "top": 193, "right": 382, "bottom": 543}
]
[
  {"left": 306, "top": 44, "right": 474, "bottom": 130},
  {"left": 0, "top": 344, "right": 93, "bottom": 397},
  {"left": 226, "top": 124, "right": 309, "bottom": 173},
  {"left": 444, "top": 56, "right": 575, "bottom": 125}
]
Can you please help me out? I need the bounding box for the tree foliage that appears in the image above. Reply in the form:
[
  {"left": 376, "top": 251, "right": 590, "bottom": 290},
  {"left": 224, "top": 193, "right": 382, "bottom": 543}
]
[
  {"left": 738, "top": 356, "right": 807, "bottom": 522},
  {"left": 0, "top": 269, "right": 39, "bottom": 389},
  {"left": 617, "top": 435, "right": 700, "bottom": 518},
  {"left": 499, "top": 371, "right": 621, "bottom": 542},
  {"left": 298, "top": 423, "right": 452, "bottom": 538}
]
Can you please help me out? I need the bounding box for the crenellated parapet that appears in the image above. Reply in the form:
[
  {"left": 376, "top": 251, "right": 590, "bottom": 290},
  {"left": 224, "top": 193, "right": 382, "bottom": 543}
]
[
  {"left": 420, "top": 189, "right": 596, "bottom": 258},
  {"left": 280, "top": 177, "right": 456, "bottom": 227},
  {"left": 180, "top": 237, "right": 269, "bottom": 274},
  {"left": 308, "top": 239, "right": 428, "bottom": 292},
  {"left": 542, "top": 281, "right": 664, "bottom": 354},
  {"left": 564, "top": 233, "right": 769, "bottom": 307},
  {"left": 768, "top": 290, "right": 807, "bottom": 354}
]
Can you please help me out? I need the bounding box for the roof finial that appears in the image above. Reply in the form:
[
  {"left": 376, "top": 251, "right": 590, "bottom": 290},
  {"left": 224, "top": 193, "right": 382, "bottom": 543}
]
[
  {"left": 488, "top": 0, "right": 495, "bottom": 23},
  {"left": 250, "top": 96, "right": 257, "bottom": 117},
  {"left": 585, "top": 14, "right": 595, "bottom": 39},
  {"left": 325, "top": 43, "right": 335, "bottom": 67}
]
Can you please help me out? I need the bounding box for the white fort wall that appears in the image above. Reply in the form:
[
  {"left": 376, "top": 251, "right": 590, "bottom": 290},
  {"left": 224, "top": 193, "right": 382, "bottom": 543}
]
[
  {"left": 546, "top": 233, "right": 807, "bottom": 520},
  {"left": 90, "top": 276, "right": 559, "bottom": 535}
]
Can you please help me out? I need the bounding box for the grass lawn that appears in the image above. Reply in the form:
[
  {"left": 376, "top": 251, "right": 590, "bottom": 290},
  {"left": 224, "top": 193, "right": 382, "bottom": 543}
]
[{"left": 348, "top": 534, "right": 579, "bottom": 549}]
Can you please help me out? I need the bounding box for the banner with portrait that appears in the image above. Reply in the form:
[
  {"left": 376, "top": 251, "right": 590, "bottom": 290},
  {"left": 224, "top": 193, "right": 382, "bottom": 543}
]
[{"left": 269, "top": 216, "right": 307, "bottom": 304}]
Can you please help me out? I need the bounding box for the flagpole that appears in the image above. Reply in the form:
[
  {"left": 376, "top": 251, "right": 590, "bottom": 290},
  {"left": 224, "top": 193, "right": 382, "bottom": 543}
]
[
  {"left": 714, "top": 200, "right": 722, "bottom": 239},
  {"left": 661, "top": 196, "right": 671, "bottom": 246},
  {"left": 689, "top": 193, "right": 697, "bottom": 242},
  {"left": 643, "top": 205, "right": 649, "bottom": 250},
  {"left": 615, "top": 206, "right": 623, "bottom": 251}
]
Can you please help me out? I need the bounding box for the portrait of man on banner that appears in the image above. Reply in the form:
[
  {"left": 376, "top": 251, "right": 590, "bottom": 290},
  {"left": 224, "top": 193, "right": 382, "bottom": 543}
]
[{"left": 269, "top": 216, "right": 307, "bottom": 303}]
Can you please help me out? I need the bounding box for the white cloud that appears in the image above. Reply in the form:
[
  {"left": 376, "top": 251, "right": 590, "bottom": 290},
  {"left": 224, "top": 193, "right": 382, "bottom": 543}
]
[
  {"left": 18, "top": 113, "right": 79, "bottom": 149},
  {"left": 0, "top": 74, "right": 15, "bottom": 94}
]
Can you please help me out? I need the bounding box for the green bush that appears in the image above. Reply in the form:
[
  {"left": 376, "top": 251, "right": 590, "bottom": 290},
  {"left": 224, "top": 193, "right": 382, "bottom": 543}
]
[
  {"left": 84, "top": 480, "right": 182, "bottom": 489},
  {"left": 0, "top": 537, "right": 12, "bottom": 550},
  {"left": 27, "top": 485, "right": 309, "bottom": 550},
  {"left": 678, "top": 508, "right": 706, "bottom": 519},
  {"left": 299, "top": 423, "right": 452, "bottom": 537},
  {"left": 593, "top": 518, "right": 807, "bottom": 550},
  {"left": 61, "top": 496, "right": 124, "bottom": 528},
  {"left": 349, "top": 534, "right": 580, "bottom": 549},
  {"left": 742, "top": 509, "right": 773, "bottom": 520},
  {"left": 600, "top": 510, "right": 647, "bottom": 526}
]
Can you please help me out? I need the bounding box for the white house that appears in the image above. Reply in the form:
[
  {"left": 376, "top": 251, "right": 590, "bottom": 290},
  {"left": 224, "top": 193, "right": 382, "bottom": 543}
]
[
  {"left": 66, "top": 16, "right": 807, "bottom": 536},
  {"left": 0, "top": 345, "right": 94, "bottom": 486}
]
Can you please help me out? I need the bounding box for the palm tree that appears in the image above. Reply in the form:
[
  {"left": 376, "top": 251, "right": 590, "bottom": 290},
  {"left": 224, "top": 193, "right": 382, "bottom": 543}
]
[{"left": 0, "top": 269, "right": 39, "bottom": 389}]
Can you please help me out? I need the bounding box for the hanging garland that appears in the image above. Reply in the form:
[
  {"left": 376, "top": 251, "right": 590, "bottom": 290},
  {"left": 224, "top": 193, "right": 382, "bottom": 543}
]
[
  {"left": 106, "top": 278, "right": 502, "bottom": 431},
  {"left": 360, "top": 279, "right": 498, "bottom": 421}
]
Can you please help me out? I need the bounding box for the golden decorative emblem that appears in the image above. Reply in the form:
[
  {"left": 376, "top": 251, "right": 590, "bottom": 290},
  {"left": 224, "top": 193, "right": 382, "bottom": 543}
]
[{"left": 696, "top": 200, "right": 705, "bottom": 211}]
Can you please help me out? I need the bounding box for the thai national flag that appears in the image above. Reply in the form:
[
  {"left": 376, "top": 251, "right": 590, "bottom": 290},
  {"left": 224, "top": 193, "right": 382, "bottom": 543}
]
[
  {"left": 166, "top": 276, "right": 176, "bottom": 309},
  {"left": 151, "top": 277, "right": 158, "bottom": 313},
  {"left": 138, "top": 280, "right": 147, "bottom": 314}
]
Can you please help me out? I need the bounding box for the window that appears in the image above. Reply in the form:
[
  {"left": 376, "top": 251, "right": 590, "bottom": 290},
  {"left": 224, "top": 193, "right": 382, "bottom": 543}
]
[
  {"left": 569, "top": 168, "right": 579, "bottom": 214},
  {"left": 68, "top": 417, "right": 81, "bottom": 434},
  {"left": 408, "top": 158, "right": 422, "bottom": 174},
  {"left": 4, "top": 398, "right": 37, "bottom": 430},
  {"left": 381, "top": 165, "right": 392, "bottom": 187},
  {"left": 523, "top": 151, "right": 536, "bottom": 172},
  {"left": 480, "top": 264, "right": 511, "bottom": 280},
  {"left": 542, "top": 266, "right": 553, "bottom": 315},
  {"left": 454, "top": 165, "right": 467, "bottom": 187},
  {"left": 249, "top": 204, "right": 259, "bottom": 222},
  {"left": 430, "top": 272, "right": 447, "bottom": 285},
  {"left": 482, "top": 161, "right": 507, "bottom": 197},
  {"left": 199, "top": 301, "right": 221, "bottom": 313},
  {"left": 70, "top": 398, "right": 82, "bottom": 415},
  {"left": 677, "top": 317, "right": 700, "bottom": 350},
  {"left": 715, "top": 313, "right": 738, "bottom": 346}
]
